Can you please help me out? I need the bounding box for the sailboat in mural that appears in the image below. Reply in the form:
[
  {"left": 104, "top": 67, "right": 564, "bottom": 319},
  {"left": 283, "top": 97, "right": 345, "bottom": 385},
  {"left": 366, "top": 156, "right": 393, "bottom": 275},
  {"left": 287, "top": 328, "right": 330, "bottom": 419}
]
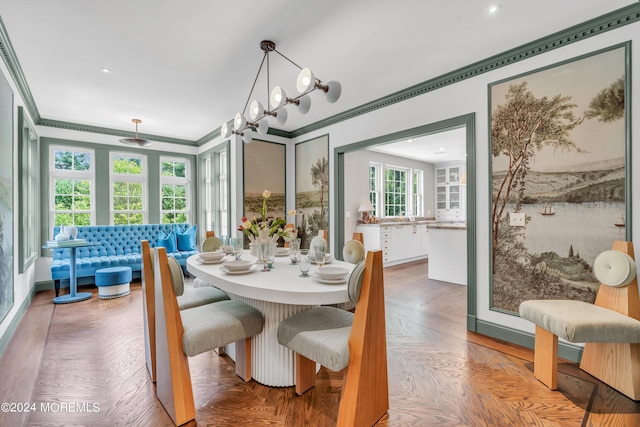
[
  {"left": 615, "top": 214, "right": 625, "bottom": 227},
  {"left": 539, "top": 203, "right": 555, "bottom": 216}
]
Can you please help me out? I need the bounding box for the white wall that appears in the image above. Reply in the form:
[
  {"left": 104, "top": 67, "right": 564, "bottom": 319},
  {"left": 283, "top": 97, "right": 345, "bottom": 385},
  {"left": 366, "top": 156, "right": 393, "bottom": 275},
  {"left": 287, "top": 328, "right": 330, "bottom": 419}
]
[
  {"left": 0, "top": 54, "right": 37, "bottom": 343},
  {"left": 281, "top": 23, "right": 640, "bottom": 336}
]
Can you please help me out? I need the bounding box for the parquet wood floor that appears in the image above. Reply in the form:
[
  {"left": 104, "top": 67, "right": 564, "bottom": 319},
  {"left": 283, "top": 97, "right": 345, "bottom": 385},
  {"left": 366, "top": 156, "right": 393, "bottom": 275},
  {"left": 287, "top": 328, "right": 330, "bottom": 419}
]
[{"left": 1, "top": 259, "right": 639, "bottom": 426}]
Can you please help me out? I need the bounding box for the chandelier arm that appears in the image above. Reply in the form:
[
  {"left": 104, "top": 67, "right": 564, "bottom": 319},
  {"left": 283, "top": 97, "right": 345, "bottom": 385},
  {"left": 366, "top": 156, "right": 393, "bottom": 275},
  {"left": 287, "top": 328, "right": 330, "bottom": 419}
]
[
  {"left": 242, "top": 52, "right": 268, "bottom": 115},
  {"left": 272, "top": 48, "right": 305, "bottom": 72}
]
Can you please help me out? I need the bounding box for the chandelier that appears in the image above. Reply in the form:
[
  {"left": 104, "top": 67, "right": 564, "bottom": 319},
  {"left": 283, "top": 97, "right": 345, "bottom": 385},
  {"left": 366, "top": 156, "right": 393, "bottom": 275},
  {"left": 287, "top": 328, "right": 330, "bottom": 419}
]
[
  {"left": 220, "top": 40, "right": 342, "bottom": 143},
  {"left": 119, "top": 118, "right": 152, "bottom": 147}
]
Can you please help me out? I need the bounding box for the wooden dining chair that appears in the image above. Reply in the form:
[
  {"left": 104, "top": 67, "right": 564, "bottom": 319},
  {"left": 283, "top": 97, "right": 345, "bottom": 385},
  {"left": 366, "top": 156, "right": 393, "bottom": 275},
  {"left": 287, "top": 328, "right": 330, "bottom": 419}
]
[
  {"left": 154, "top": 247, "right": 264, "bottom": 426},
  {"left": 141, "top": 240, "right": 229, "bottom": 383},
  {"left": 205, "top": 230, "right": 215, "bottom": 238},
  {"left": 352, "top": 232, "right": 364, "bottom": 245},
  {"left": 277, "top": 250, "right": 388, "bottom": 426}
]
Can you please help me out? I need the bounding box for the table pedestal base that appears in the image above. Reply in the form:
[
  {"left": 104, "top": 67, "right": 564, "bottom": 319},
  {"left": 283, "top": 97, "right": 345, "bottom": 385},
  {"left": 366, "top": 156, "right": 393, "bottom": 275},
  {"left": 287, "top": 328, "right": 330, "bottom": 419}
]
[
  {"left": 232, "top": 295, "right": 318, "bottom": 387},
  {"left": 53, "top": 292, "right": 92, "bottom": 304}
]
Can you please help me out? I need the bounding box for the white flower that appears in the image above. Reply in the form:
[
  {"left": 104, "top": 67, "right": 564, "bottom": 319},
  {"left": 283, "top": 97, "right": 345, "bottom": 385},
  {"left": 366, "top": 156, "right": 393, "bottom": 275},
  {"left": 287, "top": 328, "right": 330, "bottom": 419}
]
[
  {"left": 262, "top": 190, "right": 271, "bottom": 199},
  {"left": 257, "top": 227, "right": 271, "bottom": 244},
  {"left": 287, "top": 209, "right": 297, "bottom": 216}
]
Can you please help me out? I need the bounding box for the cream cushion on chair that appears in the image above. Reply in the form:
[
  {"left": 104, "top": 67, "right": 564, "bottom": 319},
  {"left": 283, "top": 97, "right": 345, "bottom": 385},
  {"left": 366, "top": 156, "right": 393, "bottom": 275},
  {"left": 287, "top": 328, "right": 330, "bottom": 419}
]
[
  {"left": 166, "top": 255, "right": 230, "bottom": 310},
  {"left": 519, "top": 299, "right": 640, "bottom": 343},
  {"left": 277, "top": 260, "right": 366, "bottom": 371},
  {"left": 343, "top": 240, "right": 365, "bottom": 264}
]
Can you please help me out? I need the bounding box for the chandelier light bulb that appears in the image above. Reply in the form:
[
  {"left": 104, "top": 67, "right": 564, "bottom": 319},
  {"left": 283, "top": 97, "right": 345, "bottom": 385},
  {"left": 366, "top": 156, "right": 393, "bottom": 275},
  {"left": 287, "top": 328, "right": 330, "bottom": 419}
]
[
  {"left": 249, "top": 100, "right": 264, "bottom": 121},
  {"left": 234, "top": 112, "right": 247, "bottom": 131},
  {"left": 296, "top": 68, "right": 316, "bottom": 94},
  {"left": 270, "top": 86, "right": 287, "bottom": 109},
  {"left": 221, "top": 122, "right": 232, "bottom": 138}
]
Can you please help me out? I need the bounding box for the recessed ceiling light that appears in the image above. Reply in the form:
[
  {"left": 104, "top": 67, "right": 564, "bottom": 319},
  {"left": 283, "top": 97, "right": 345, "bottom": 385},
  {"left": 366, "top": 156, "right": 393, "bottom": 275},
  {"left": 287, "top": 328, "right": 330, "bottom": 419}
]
[
  {"left": 488, "top": 4, "right": 502, "bottom": 15},
  {"left": 99, "top": 67, "right": 111, "bottom": 74}
]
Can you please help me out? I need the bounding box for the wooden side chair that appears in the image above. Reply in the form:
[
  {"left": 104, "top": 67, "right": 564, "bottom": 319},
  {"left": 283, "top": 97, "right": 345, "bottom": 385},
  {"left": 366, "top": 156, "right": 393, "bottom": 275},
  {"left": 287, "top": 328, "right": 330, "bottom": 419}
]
[
  {"left": 352, "top": 232, "right": 364, "bottom": 245},
  {"left": 520, "top": 241, "right": 640, "bottom": 400},
  {"left": 205, "top": 230, "right": 215, "bottom": 238},
  {"left": 277, "top": 250, "right": 389, "bottom": 426},
  {"left": 141, "top": 240, "right": 229, "bottom": 383},
  {"left": 153, "top": 247, "right": 264, "bottom": 426}
]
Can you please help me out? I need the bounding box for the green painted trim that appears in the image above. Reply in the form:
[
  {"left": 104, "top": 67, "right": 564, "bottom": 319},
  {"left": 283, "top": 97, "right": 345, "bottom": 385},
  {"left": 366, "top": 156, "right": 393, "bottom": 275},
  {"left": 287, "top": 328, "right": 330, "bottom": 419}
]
[
  {"left": 2, "top": 5, "right": 640, "bottom": 145},
  {"left": 334, "top": 114, "right": 476, "bottom": 315},
  {"left": 0, "top": 16, "right": 40, "bottom": 122},
  {"left": 34, "top": 280, "right": 55, "bottom": 292},
  {"left": 37, "top": 118, "right": 196, "bottom": 146},
  {"left": 476, "top": 319, "right": 584, "bottom": 363},
  {"left": 0, "top": 282, "right": 41, "bottom": 357},
  {"left": 465, "top": 113, "right": 477, "bottom": 329}
]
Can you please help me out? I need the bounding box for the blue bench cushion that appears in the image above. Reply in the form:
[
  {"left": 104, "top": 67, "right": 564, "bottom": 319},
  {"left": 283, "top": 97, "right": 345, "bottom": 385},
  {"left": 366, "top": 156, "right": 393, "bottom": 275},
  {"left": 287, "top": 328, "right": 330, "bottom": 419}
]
[
  {"left": 50, "top": 224, "right": 198, "bottom": 282},
  {"left": 96, "top": 266, "right": 133, "bottom": 287}
]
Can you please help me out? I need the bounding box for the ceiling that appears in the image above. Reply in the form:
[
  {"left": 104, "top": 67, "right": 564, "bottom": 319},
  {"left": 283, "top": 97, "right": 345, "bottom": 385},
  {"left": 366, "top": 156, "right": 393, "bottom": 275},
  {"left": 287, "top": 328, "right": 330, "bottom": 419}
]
[
  {"left": 0, "top": 1, "right": 636, "bottom": 143},
  {"left": 367, "top": 128, "right": 467, "bottom": 163}
]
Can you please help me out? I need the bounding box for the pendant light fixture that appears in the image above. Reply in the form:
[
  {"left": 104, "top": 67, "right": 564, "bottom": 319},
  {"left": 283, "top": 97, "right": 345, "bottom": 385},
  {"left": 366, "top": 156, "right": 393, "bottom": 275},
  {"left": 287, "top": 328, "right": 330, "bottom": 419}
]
[
  {"left": 119, "top": 118, "right": 152, "bottom": 147},
  {"left": 221, "top": 40, "right": 342, "bottom": 142}
]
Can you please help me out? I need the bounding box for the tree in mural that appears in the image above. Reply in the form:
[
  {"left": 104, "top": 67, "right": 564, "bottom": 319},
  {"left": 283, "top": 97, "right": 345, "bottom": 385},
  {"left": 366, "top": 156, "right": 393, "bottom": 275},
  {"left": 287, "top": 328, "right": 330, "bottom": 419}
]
[
  {"left": 491, "top": 82, "right": 583, "bottom": 271},
  {"left": 309, "top": 156, "right": 328, "bottom": 231},
  {"left": 584, "top": 77, "right": 624, "bottom": 123}
]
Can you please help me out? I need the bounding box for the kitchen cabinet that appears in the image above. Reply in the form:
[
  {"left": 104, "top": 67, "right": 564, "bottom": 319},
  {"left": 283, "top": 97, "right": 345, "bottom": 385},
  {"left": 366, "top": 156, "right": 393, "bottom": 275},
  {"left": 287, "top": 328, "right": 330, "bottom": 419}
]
[
  {"left": 435, "top": 164, "right": 465, "bottom": 221},
  {"left": 357, "top": 223, "right": 428, "bottom": 266}
]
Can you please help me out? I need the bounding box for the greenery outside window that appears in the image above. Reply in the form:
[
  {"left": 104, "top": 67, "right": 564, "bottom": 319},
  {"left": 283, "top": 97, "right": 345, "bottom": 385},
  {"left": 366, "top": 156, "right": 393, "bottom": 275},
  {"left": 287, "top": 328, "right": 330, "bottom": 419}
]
[
  {"left": 110, "top": 153, "right": 146, "bottom": 225},
  {"left": 384, "top": 166, "right": 407, "bottom": 217},
  {"left": 160, "top": 157, "right": 189, "bottom": 224},
  {"left": 50, "top": 146, "right": 94, "bottom": 227}
]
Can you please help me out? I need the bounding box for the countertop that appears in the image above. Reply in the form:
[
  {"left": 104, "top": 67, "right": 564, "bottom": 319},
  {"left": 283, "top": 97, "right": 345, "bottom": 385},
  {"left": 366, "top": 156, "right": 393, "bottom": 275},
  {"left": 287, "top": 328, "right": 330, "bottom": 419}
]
[{"left": 358, "top": 220, "right": 466, "bottom": 230}]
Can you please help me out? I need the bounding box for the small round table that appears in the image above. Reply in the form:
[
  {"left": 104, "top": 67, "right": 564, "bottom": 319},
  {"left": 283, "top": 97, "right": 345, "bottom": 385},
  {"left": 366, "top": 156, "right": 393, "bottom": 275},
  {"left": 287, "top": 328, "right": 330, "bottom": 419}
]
[{"left": 44, "top": 241, "right": 98, "bottom": 304}]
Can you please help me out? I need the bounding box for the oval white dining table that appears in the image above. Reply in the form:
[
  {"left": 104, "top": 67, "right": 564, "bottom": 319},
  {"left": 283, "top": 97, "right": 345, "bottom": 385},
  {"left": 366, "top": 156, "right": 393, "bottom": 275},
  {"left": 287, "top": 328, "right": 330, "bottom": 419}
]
[{"left": 186, "top": 251, "right": 354, "bottom": 387}]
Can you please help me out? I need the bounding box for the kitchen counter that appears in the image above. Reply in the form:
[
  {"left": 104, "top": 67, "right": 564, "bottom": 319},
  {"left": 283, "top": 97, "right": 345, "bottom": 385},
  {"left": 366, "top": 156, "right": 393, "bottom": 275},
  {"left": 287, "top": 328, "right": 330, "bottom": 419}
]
[{"left": 428, "top": 226, "right": 467, "bottom": 285}]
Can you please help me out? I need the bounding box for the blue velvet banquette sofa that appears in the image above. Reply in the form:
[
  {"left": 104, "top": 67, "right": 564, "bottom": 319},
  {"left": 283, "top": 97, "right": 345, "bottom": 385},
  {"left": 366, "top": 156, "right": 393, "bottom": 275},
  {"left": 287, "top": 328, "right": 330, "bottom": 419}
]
[{"left": 50, "top": 224, "right": 198, "bottom": 293}]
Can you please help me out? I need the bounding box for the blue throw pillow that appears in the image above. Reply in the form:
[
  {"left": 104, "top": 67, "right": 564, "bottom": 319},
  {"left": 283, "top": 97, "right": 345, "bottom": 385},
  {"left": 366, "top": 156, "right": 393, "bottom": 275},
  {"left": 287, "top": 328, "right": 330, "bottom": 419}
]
[
  {"left": 157, "top": 229, "right": 177, "bottom": 253},
  {"left": 176, "top": 224, "right": 197, "bottom": 251}
]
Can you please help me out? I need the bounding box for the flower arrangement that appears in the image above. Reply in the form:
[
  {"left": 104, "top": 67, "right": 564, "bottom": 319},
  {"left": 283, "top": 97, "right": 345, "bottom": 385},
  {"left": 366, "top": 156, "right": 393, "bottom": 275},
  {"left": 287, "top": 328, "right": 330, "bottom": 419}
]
[{"left": 239, "top": 190, "right": 297, "bottom": 244}]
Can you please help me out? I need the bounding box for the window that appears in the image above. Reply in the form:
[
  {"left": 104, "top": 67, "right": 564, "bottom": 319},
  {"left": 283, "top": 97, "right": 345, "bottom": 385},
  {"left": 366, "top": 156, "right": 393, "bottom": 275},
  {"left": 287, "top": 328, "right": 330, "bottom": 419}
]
[
  {"left": 384, "top": 166, "right": 407, "bottom": 217},
  {"left": 18, "top": 108, "right": 38, "bottom": 273},
  {"left": 412, "top": 170, "right": 424, "bottom": 217},
  {"left": 203, "top": 156, "right": 212, "bottom": 235},
  {"left": 50, "top": 147, "right": 94, "bottom": 227},
  {"left": 160, "top": 157, "right": 189, "bottom": 224},
  {"left": 369, "top": 163, "right": 381, "bottom": 216},
  {"left": 370, "top": 162, "right": 423, "bottom": 218},
  {"left": 219, "top": 151, "right": 229, "bottom": 236},
  {"left": 111, "top": 153, "right": 146, "bottom": 224}
]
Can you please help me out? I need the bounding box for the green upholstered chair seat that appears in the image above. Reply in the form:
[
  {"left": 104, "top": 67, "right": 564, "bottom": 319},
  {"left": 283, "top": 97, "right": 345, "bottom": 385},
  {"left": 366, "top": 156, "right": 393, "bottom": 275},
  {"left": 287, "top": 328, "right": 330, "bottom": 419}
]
[
  {"left": 177, "top": 287, "right": 229, "bottom": 311},
  {"left": 519, "top": 299, "right": 640, "bottom": 343},
  {"left": 277, "top": 306, "right": 353, "bottom": 371},
  {"left": 181, "top": 300, "right": 264, "bottom": 357}
]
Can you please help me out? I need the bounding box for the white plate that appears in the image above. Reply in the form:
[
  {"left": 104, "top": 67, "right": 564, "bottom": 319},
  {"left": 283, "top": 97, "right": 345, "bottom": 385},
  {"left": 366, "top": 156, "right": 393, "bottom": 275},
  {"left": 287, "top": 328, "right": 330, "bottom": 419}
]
[
  {"left": 275, "top": 248, "right": 289, "bottom": 257},
  {"left": 313, "top": 274, "right": 347, "bottom": 285},
  {"left": 196, "top": 257, "right": 227, "bottom": 265},
  {"left": 220, "top": 265, "right": 258, "bottom": 275}
]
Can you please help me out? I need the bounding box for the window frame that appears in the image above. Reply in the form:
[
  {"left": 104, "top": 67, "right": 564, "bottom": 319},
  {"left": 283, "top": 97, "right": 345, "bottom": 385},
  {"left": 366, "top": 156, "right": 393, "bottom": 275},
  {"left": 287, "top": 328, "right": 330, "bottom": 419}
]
[
  {"left": 109, "top": 152, "right": 148, "bottom": 225},
  {"left": 49, "top": 145, "right": 95, "bottom": 228},
  {"left": 160, "top": 156, "right": 191, "bottom": 224}
]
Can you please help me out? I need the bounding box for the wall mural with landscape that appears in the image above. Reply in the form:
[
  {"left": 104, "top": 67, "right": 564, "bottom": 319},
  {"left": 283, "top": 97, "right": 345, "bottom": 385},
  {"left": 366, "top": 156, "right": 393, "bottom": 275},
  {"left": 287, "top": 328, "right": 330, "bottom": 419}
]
[
  {"left": 295, "top": 135, "right": 329, "bottom": 249},
  {"left": 0, "top": 71, "right": 13, "bottom": 323},
  {"left": 489, "top": 44, "right": 629, "bottom": 314},
  {"left": 243, "top": 140, "right": 286, "bottom": 246}
]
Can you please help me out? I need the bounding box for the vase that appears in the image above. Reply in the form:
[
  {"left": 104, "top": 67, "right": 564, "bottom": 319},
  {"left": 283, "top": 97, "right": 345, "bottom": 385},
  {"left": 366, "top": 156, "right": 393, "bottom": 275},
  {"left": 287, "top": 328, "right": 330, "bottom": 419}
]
[
  {"left": 250, "top": 242, "right": 259, "bottom": 257},
  {"left": 66, "top": 225, "right": 78, "bottom": 240},
  {"left": 55, "top": 226, "right": 70, "bottom": 241}
]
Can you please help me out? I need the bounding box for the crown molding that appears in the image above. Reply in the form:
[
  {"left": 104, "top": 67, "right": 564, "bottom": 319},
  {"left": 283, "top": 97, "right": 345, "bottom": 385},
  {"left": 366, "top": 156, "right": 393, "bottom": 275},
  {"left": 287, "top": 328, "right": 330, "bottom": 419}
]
[
  {"left": 0, "top": 15, "right": 41, "bottom": 122},
  {"left": 37, "top": 118, "right": 196, "bottom": 146},
  {"left": 2, "top": 4, "right": 640, "bottom": 146},
  {"left": 289, "top": 3, "right": 640, "bottom": 139}
]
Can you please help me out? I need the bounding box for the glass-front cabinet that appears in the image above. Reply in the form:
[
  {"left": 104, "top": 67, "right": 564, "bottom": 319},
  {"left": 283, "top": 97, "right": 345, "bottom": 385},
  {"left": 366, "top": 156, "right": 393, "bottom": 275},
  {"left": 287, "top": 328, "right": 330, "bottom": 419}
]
[{"left": 435, "top": 164, "right": 465, "bottom": 221}]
